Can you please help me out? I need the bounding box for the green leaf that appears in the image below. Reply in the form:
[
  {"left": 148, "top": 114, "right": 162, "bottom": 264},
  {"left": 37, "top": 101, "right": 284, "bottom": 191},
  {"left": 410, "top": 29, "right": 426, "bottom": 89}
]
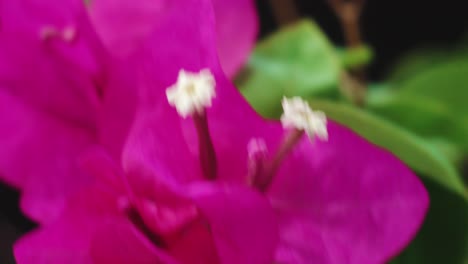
[
  {"left": 367, "top": 88, "right": 468, "bottom": 152},
  {"left": 396, "top": 58, "right": 468, "bottom": 117},
  {"left": 336, "top": 44, "right": 374, "bottom": 70},
  {"left": 365, "top": 45, "right": 468, "bottom": 164},
  {"left": 307, "top": 99, "right": 466, "bottom": 198},
  {"left": 386, "top": 48, "right": 464, "bottom": 83},
  {"left": 238, "top": 19, "right": 341, "bottom": 118},
  {"left": 429, "top": 138, "right": 464, "bottom": 167},
  {"left": 306, "top": 99, "right": 468, "bottom": 263},
  {"left": 387, "top": 41, "right": 468, "bottom": 82}
]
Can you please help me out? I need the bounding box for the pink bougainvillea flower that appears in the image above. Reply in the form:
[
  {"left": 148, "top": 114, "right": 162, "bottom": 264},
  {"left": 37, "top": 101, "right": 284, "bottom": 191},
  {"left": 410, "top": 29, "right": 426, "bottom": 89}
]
[
  {"left": 88, "top": 0, "right": 258, "bottom": 77},
  {"left": 0, "top": 0, "right": 137, "bottom": 222},
  {"left": 14, "top": 0, "right": 428, "bottom": 263},
  {"left": 14, "top": 148, "right": 278, "bottom": 264},
  {"left": 0, "top": 0, "right": 258, "bottom": 223},
  {"left": 211, "top": 0, "right": 258, "bottom": 76}
]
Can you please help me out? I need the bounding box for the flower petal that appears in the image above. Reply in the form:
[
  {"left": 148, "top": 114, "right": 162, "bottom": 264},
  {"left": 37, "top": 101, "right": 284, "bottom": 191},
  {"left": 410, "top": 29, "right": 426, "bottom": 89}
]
[
  {"left": 90, "top": 218, "right": 178, "bottom": 264},
  {"left": 212, "top": 0, "right": 258, "bottom": 77},
  {"left": 88, "top": 0, "right": 168, "bottom": 58},
  {"left": 0, "top": 0, "right": 105, "bottom": 63},
  {"left": 97, "top": 59, "right": 138, "bottom": 159},
  {"left": 89, "top": 0, "right": 256, "bottom": 77},
  {"left": 1, "top": 0, "right": 88, "bottom": 33},
  {"left": 0, "top": 0, "right": 106, "bottom": 126},
  {"left": 188, "top": 182, "right": 278, "bottom": 264},
  {"left": 14, "top": 218, "right": 94, "bottom": 264},
  {"left": 16, "top": 183, "right": 175, "bottom": 264},
  {"left": 0, "top": 91, "right": 95, "bottom": 223},
  {"left": 78, "top": 146, "right": 127, "bottom": 193},
  {"left": 166, "top": 217, "right": 221, "bottom": 264},
  {"left": 268, "top": 122, "right": 429, "bottom": 264},
  {"left": 14, "top": 185, "right": 118, "bottom": 264},
  {"left": 123, "top": 0, "right": 283, "bottom": 186},
  {"left": 0, "top": 28, "right": 100, "bottom": 128}
]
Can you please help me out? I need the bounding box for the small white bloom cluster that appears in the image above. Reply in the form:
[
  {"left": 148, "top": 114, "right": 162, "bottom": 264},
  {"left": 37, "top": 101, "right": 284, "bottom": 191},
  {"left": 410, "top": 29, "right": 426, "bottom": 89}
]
[
  {"left": 280, "top": 97, "right": 328, "bottom": 141},
  {"left": 166, "top": 69, "right": 216, "bottom": 118}
]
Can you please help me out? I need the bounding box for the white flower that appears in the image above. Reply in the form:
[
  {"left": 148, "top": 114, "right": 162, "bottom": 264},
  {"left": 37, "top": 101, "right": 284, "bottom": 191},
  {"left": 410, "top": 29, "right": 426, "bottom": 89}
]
[
  {"left": 166, "top": 69, "right": 216, "bottom": 118},
  {"left": 280, "top": 97, "right": 328, "bottom": 140}
]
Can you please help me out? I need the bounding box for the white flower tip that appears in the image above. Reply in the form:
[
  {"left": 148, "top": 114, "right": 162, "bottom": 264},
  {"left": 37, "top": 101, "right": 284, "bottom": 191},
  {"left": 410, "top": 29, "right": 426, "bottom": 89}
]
[
  {"left": 247, "top": 138, "right": 268, "bottom": 186},
  {"left": 40, "top": 25, "right": 77, "bottom": 42},
  {"left": 62, "top": 26, "right": 77, "bottom": 42},
  {"left": 166, "top": 68, "right": 216, "bottom": 118},
  {"left": 280, "top": 97, "right": 328, "bottom": 141},
  {"left": 247, "top": 138, "right": 268, "bottom": 159}
]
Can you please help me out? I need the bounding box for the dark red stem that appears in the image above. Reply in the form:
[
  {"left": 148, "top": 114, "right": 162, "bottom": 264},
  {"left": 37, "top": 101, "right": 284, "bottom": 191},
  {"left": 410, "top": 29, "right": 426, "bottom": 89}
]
[
  {"left": 255, "top": 129, "right": 304, "bottom": 191},
  {"left": 193, "top": 111, "right": 217, "bottom": 180}
]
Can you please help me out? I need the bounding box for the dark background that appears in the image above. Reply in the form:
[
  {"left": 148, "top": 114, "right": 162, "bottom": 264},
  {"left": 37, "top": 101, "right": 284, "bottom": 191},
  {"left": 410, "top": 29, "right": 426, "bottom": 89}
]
[
  {"left": 258, "top": 0, "right": 468, "bottom": 80},
  {"left": 1, "top": 0, "right": 467, "bottom": 263}
]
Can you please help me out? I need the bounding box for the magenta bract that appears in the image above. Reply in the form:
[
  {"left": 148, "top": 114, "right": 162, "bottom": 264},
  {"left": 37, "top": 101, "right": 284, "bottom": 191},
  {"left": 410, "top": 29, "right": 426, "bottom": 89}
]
[{"left": 1, "top": 0, "right": 428, "bottom": 263}]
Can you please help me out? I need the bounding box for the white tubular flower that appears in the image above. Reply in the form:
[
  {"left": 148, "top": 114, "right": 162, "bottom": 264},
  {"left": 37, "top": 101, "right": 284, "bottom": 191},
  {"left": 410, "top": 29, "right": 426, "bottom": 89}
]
[
  {"left": 166, "top": 68, "right": 216, "bottom": 118},
  {"left": 280, "top": 97, "right": 328, "bottom": 141}
]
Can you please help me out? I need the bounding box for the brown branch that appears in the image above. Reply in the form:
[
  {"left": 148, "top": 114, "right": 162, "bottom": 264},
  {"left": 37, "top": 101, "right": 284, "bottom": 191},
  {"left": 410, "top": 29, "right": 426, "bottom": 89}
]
[
  {"left": 328, "top": 0, "right": 366, "bottom": 47},
  {"left": 269, "top": 0, "right": 300, "bottom": 26},
  {"left": 327, "top": 0, "right": 368, "bottom": 106}
]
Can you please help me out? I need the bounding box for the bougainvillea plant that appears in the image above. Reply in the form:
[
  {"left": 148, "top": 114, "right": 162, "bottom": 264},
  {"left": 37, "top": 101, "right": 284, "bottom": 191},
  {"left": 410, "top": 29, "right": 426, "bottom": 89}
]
[{"left": 12, "top": 0, "right": 428, "bottom": 263}]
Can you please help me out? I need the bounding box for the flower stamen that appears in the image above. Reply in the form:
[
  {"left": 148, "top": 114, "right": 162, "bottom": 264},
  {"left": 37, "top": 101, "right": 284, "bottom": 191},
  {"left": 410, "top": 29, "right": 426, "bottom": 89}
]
[
  {"left": 280, "top": 97, "right": 328, "bottom": 141},
  {"left": 255, "top": 97, "right": 328, "bottom": 191},
  {"left": 247, "top": 138, "right": 268, "bottom": 186},
  {"left": 166, "top": 69, "right": 216, "bottom": 118},
  {"left": 193, "top": 111, "right": 217, "bottom": 180},
  {"left": 166, "top": 69, "right": 218, "bottom": 180},
  {"left": 256, "top": 129, "right": 304, "bottom": 191}
]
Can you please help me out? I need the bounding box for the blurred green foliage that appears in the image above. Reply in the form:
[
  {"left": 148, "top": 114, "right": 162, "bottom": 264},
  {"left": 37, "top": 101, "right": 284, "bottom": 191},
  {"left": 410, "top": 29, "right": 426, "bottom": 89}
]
[
  {"left": 307, "top": 99, "right": 466, "bottom": 198},
  {"left": 369, "top": 55, "right": 468, "bottom": 155},
  {"left": 336, "top": 44, "right": 374, "bottom": 70},
  {"left": 239, "top": 20, "right": 341, "bottom": 117},
  {"left": 238, "top": 19, "right": 468, "bottom": 263}
]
